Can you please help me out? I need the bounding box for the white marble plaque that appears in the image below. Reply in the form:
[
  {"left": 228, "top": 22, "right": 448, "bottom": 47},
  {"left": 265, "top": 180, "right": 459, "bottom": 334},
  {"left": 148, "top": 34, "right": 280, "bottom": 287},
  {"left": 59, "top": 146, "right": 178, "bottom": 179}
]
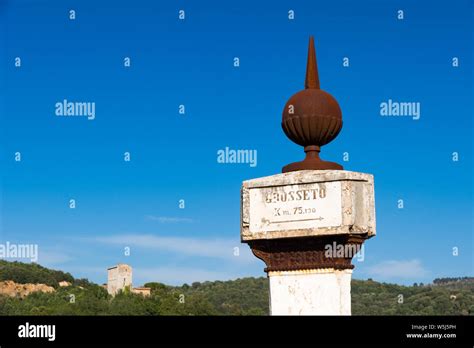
[
  {"left": 241, "top": 170, "right": 376, "bottom": 241},
  {"left": 249, "top": 181, "right": 342, "bottom": 233}
]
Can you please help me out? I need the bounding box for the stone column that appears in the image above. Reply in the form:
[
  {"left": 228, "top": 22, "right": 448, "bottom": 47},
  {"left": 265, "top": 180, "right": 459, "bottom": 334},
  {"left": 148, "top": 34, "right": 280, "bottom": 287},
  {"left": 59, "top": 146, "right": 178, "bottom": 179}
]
[
  {"left": 268, "top": 269, "right": 352, "bottom": 315},
  {"left": 241, "top": 170, "right": 376, "bottom": 315}
]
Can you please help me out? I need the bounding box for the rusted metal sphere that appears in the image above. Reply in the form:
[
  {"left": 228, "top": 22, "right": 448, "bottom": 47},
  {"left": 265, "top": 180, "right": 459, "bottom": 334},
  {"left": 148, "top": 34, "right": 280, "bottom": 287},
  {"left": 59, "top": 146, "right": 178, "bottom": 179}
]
[{"left": 282, "top": 89, "right": 342, "bottom": 147}]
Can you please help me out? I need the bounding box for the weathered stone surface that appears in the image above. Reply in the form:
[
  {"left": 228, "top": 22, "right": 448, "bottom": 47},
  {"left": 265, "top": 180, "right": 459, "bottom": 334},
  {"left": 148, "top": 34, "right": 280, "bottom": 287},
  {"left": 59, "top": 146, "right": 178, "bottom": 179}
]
[
  {"left": 268, "top": 268, "right": 352, "bottom": 315},
  {"left": 0, "top": 280, "right": 55, "bottom": 298},
  {"left": 241, "top": 170, "right": 375, "bottom": 241},
  {"left": 107, "top": 263, "right": 132, "bottom": 296}
]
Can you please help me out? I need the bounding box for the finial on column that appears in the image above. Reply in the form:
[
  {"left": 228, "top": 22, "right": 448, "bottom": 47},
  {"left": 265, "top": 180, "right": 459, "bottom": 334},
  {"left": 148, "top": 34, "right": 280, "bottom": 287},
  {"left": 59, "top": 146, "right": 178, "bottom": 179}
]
[
  {"left": 281, "top": 36, "right": 343, "bottom": 172},
  {"left": 305, "top": 36, "right": 320, "bottom": 89}
]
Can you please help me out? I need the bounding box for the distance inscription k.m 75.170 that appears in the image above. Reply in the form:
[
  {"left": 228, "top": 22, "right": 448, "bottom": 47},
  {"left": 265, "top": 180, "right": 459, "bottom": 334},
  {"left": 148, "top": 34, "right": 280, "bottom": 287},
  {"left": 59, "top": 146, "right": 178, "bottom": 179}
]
[{"left": 249, "top": 181, "right": 342, "bottom": 233}]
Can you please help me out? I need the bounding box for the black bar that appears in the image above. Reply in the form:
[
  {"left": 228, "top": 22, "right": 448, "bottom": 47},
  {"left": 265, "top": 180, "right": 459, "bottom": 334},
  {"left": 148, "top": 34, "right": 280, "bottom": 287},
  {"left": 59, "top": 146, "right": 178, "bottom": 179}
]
[{"left": 0, "top": 316, "right": 472, "bottom": 346}]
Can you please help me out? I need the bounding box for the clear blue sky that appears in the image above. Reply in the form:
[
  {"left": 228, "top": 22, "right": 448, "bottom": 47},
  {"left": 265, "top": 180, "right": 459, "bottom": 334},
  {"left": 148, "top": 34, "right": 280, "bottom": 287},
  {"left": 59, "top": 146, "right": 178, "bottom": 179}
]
[{"left": 0, "top": 0, "right": 472, "bottom": 286}]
